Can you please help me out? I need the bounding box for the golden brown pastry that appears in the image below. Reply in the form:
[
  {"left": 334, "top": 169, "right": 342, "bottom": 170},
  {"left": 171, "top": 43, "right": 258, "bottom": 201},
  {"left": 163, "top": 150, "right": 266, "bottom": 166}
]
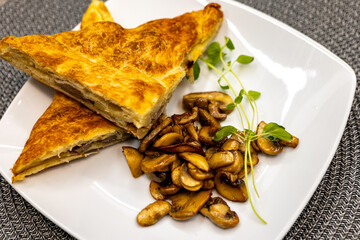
[
  {"left": 81, "top": 0, "right": 114, "bottom": 29},
  {"left": 12, "top": 92, "right": 130, "bottom": 182},
  {"left": 11, "top": 0, "right": 129, "bottom": 182},
  {"left": 0, "top": 3, "right": 223, "bottom": 139}
]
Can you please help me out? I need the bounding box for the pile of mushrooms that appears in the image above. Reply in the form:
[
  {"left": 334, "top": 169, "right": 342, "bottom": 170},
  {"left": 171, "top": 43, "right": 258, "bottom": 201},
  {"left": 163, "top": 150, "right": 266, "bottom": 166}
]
[{"left": 123, "top": 91, "right": 299, "bottom": 229}]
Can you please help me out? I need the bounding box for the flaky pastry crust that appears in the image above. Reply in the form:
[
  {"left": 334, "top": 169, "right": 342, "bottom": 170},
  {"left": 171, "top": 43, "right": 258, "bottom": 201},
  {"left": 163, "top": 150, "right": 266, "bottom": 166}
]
[{"left": 0, "top": 3, "right": 223, "bottom": 138}]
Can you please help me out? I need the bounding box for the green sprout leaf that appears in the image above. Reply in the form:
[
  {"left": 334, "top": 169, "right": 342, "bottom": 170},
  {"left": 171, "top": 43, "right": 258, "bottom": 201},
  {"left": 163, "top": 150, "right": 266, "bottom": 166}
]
[
  {"left": 214, "top": 126, "right": 238, "bottom": 142},
  {"left": 248, "top": 90, "right": 261, "bottom": 100},
  {"left": 262, "top": 122, "right": 292, "bottom": 141},
  {"left": 236, "top": 55, "right": 254, "bottom": 64},
  {"left": 235, "top": 94, "right": 243, "bottom": 104},
  {"left": 193, "top": 61, "right": 200, "bottom": 80},
  {"left": 206, "top": 42, "right": 221, "bottom": 66},
  {"left": 217, "top": 78, "right": 229, "bottom": 90},
  {"left": 226, "top": 103, "right": 236, "bottom": 110},
  {"left": 225, "top": 36, "right": 235, "bottom": 51}
]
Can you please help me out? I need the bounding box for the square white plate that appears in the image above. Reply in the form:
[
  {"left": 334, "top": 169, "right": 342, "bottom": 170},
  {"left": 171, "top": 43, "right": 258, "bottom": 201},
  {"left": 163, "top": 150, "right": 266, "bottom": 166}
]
[{"left": 0, "top": 0, "right": 356, "bottom": 239}]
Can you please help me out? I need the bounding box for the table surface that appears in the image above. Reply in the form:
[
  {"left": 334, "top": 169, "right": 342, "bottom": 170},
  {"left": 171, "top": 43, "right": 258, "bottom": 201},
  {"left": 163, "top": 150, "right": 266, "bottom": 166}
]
[{"left": 0, "top": 0, "right": 359, "bottom": 239}]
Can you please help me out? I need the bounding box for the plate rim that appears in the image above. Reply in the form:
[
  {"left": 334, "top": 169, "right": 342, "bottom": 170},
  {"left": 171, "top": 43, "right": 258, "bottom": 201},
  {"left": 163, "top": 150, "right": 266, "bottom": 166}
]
[{"left": 0, "top": 0, "right": 356, "bottom": 239}]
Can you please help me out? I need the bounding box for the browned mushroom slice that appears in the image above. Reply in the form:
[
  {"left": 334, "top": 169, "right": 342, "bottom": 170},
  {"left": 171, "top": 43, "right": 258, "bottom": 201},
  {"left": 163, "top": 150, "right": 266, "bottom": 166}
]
[
  {"left": 137, "top": 200, "right": 171, "bottom": 226},
  {"left": 251, "top": 140, "right": 260, "bottom": 152},
  {"left": 205, "top": 146, "right": 219, "bottom": 160},
  {"left": 198, "top": 108, "right": 221, "bottom": 129},
  {"left": 171, "top": 166, "right": 182, "bottom": 187},
  {"left": 179, "top": 152, "right": 209, "bottom": 172},
  {"left": 208, "top": 151, "right": 234, "bottom": 169},
  {"left": 280, "top": 135, "right": 299, "bottom": 148},
  {"left": 199, "top": 126, "right": 218, "bottom": 146},
  {"left": 208, "top": 101, "right": 227, "bottom": 121},
  {"left": 256, "top": 121, "right": 283, "bottom": 155},
  {"left": 179, "top": 163, "right": 203, "bottom": 191},
  {"left": 184, "top": 123, "right": 199, "bottom": 142},
  {"left": 218, "top": 151, "right": 243, "bottom": 174},
  {"left": 159, "top": 125, "right": 173, "bottom": 136},
  {"left": 168, "top": 190, "right": 212, "bottom": 220},
  {"left": 145, "top": 172, "right": 168, "bottom": 183},
  {"left": 221, "top": 139, "right": 241, "bottom": 151},
  {"left": 159, "top": 183, "right": 181, "bottom": 196},
  {"left": 172, "top": 125, "right": 183, "bottom": 136},
  {"left": 144, "top": 149, "right": 162, "bottom": 156},
  {"left": 158, "top": 141, "right": 205, "bottom": 155},
  {"left": 179, "top": 107, "right": 199, "bottom": 125},
  {"left": 237, "top": 166, "right": 249, "bottom": 179},
  {"left": 200, "top": 197, "right": 239, "bottom": 229},
  {"left": 187, "top": 163, "right": 214, "bottom": 180},
  {"left": 149, "top": 181, "right": 166, "bottom": 200},
  {"left": 183, "top": 92, "right": 233, "bottom": 114},
  {"left": 141, "top": 154, "right": 177, "bottom": 173},
  {"left": 153, "top": 132, "right": 184, "bottom": 147},
  {"left": 122, "top": 146, "right": 144, "bottom": 178},
  {"left": 246, "top": 152, "right": 259, "bottom": 167},
  {"left": 171, "top": 158, "right": 182, "bottom": 171},
  {"left": 214, "top": 171, "right": 248, "bottom": 202},
  {"left": 194, "top": 97, "right": 209, "bottom": 109},
  {"left": 202, "top": 179, "right": 215, "bottom": 190},
  {"left": 139, "top": 117, "right": 173, "bottom": 152}
]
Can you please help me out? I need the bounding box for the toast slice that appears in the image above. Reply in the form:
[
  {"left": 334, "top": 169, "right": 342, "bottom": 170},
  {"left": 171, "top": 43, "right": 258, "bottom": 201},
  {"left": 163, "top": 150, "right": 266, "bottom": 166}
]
[
  {"left": 12, "top": 92, "right": 130, "bottom": 182},
  {"left": 0, "top": 3, "right": 223, "bottom": 139}
]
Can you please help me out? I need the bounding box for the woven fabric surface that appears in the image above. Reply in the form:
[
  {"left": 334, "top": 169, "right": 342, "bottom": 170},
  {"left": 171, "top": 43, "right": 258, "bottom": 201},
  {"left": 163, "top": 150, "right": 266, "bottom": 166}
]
[{"left": 0, "top": 0, "right": 359, "bottom": 239}]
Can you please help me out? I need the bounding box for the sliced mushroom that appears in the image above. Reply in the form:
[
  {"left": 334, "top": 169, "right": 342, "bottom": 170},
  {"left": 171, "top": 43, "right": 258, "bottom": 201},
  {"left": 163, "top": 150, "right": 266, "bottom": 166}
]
[
  {"left": 237, "top": 166, "right": 249, "bottom": 179},
  {"left": 183, "top": 92, "right": 233, "bottom": 114},
  {"left": 198, "top": 108, "right": 221, "bottom": 129},
  {"left": 178, "top": 152, "right": 209, "bottom": 172},
  {"left": 159, "top": 183, "right": 181, "bottom": 196},
  {"left": 171, "top": 158, "right": 182, "bottom": 171},
  {"left": 179, "top": 163, "right": 203, "bottom": 191},
  {"left": 214, "top": 171, "right": 248, "bottom": 202},
  {"left": 172, "top": 125, "right": 183, "bottom": 136},
  {"left": 221, "top": 139, "right": 240, "bottom": 151},
  {"left": 144, "top": 149, "right": 162, "bottom": 157},
  {"left": 141, "top": 154, "right": 177, "bottom": 173},
  {"left": 251, "top": 140, "right": 260, "bottom": 152},
  {"left": 137, "top": 200, "right": 171, "bottom": 226},
  {"left": 256, "top": 121, "right": 283, "bottom": 155},
  {"left": 122, "top": 146, "right": 144, "bottom": 178},
  {"left": 187, "top": 163, "right": 214, "bottom": 180},
  {"left": 153, "top": 132, "right": 184, "bottom": 147},
  {"left": 179, "top": 107, "right": 199, "bottom": 124},
  {"left": 280, "top": 135, "right": 299, "bottom": 148},
  {"left": 171, "top": 166, "right": 182, "bottom": 187},
  {"left": 184, "top": 123, "right": 199, "bottom": 142},
  {"left": 205, "top": 146, "right": 219, "bottom": 160},
  {"left": 158, "top": 141, "right": 205, "bottom": 155},
  {"left": 199, "top": 126, "right": 218, "bottom": 146},
  {"left": 194, "top": 97, "right": 209, "bottom": 109},
  {"left": 246, "top": 152, "right": 259, "bottom": 167},
  {"left": 139, "top": 117, "right": 172, "bottom": 152},
  {"left": 158, "top": 125, "right": 173, "bottom": 136},
  {"left": 208, "top": 151, "right": 234, "bottom": 169},
  {"left": 218, "top": 151, "right": 243, "bottom": 174},
  {"left": 200, "top": 197, "right": 239, "bottom": 229},
  {"left": 208, "top": 101, "right": 227, "bottom": 121},
  {"left": 168, "top": 190, "right": 212, "bottom": 220},
  {"left": 202, "top": 179, "right": 215, "bottom": 190},
  {"left": 145, "top": 172, "right": 168, "bottom": 183},
  {"left": 149, "top": 181, "right": 166, "bottom": 200}
]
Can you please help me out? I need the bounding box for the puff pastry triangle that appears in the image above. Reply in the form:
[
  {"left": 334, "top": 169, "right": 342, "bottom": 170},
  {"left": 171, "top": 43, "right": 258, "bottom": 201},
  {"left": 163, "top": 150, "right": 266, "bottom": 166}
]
[{"left": 0, "top": 3, "right": 223, "bottom": 139}]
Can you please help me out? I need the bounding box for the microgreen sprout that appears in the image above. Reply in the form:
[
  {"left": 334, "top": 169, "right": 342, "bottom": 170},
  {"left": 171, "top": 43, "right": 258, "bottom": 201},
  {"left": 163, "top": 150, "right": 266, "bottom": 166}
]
[{"left": 200, "top": 36, "right": 292, "bottom": 224}]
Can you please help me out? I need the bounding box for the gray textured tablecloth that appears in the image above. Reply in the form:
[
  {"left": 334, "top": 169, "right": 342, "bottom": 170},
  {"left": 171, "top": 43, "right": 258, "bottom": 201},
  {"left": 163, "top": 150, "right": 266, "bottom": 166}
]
[{"left": 0, "top": 0, "right": 359, "bottom": 239}]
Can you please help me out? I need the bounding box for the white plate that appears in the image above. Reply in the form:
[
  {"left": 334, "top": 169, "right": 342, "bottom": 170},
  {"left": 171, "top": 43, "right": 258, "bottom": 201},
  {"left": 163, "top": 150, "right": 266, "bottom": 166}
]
[{"left": 0, "top": 0, "right": 356, "bottom": 239}]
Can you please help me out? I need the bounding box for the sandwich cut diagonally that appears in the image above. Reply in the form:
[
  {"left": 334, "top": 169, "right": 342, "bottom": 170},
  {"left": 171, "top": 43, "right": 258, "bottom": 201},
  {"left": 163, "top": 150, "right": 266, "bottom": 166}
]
[
  {"left": 0, "top": 3, "right": 224, "bottom": 139},
  {"left": 11, "top": 0, "right": 130, "bottom": 182}
]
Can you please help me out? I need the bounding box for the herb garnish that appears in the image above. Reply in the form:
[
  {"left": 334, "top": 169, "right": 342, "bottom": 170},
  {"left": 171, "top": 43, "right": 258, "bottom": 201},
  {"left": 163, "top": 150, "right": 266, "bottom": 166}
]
[{"left": 200, "top": 36, "right": 292, "bottom": 224}]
